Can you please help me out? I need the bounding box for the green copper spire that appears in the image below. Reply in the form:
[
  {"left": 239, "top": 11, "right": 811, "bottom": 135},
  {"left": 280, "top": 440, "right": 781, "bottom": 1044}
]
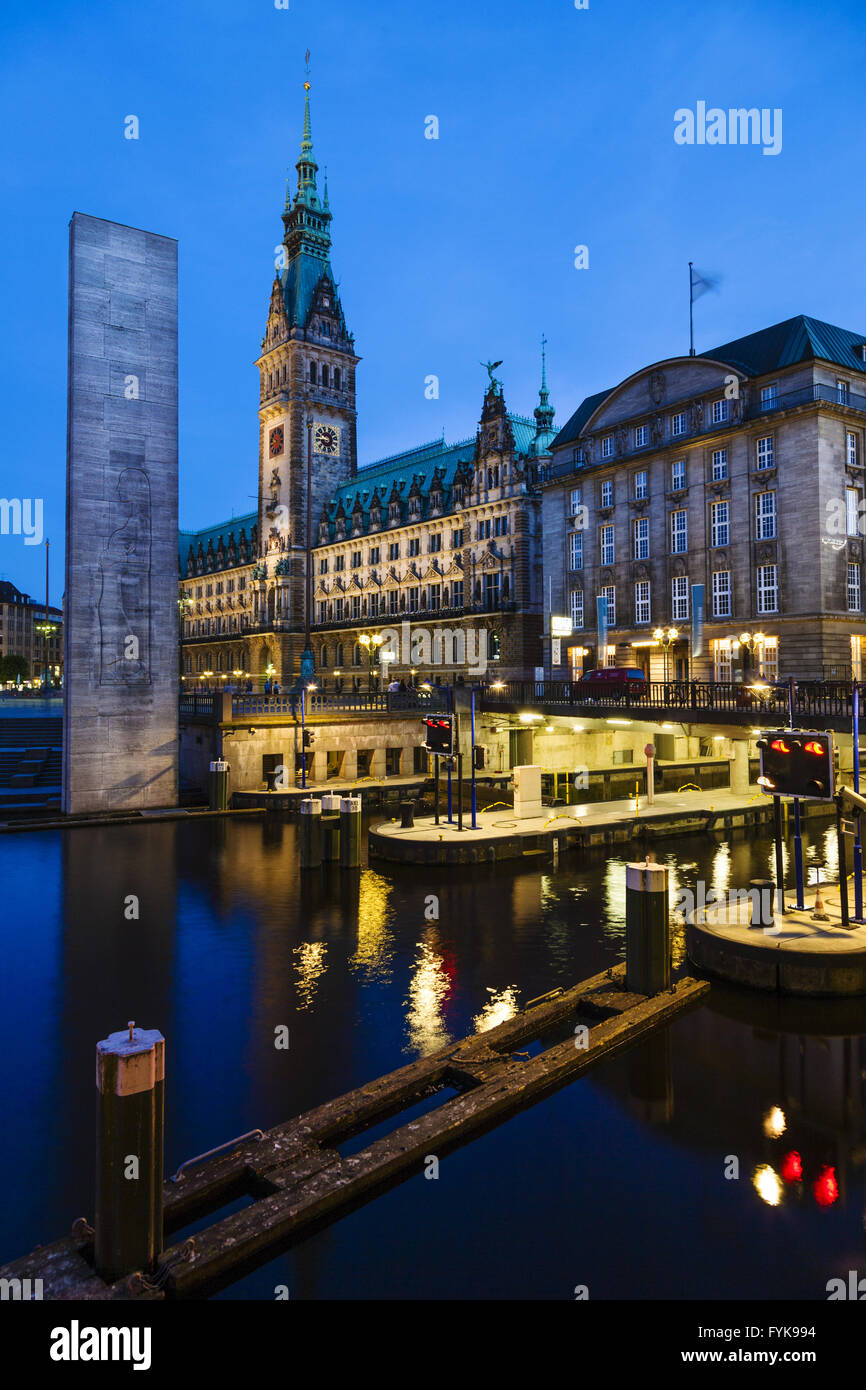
[
  {"left": 278, "top": 60, "right": 336, "bottom": 328},
  {"left": 533, "top": 334, "right": 556, "bottom": 450}
]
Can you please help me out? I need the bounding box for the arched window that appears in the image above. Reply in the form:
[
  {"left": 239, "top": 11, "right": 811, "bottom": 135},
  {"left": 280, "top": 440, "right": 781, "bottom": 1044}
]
[
  {"left": 335, "top": 642, "right": 344, "bottom": 666},
  {"left": 333, "top": 366, "right": 341, "bottom": 390},
  {"left": 321, "top": 364, "right": 329, "bottom": 387},
  {"left": 353, "top": 643, "right": 361, "bottom": 667},
  {"left": 310, "top": 361, "right": 317, "bottom": 384},
  {"left": 321, "top": 644, "right": 328, "bottom": 667}
]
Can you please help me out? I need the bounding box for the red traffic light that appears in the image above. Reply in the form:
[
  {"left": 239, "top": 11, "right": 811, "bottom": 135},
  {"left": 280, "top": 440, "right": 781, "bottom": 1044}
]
[
  {"left": 804, "top": 741, "right": 824, "bottom": 755},
  {"left": 781, "top": 1151, "right": 803, "bottom": 1183},
  {"left": 770, "top": 738, "right": 791, "bottom": 754}
]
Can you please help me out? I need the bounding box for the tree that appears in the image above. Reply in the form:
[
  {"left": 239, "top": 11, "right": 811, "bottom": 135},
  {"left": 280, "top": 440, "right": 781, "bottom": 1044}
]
[{"left": 0, "top": 653, "right": 30, "bottom": 682}]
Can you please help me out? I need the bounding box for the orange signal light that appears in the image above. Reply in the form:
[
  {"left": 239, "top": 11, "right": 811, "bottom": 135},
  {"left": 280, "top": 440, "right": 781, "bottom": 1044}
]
[
  {"left": 804, "top": 741, "right": 825, "bottom": 756},
  {"left": 770, "top": 739, "right": 791, "bottom": 754}
]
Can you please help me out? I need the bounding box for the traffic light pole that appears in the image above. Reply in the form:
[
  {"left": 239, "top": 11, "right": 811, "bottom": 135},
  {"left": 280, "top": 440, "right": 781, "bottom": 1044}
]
[
  {"left": 470, "top": 686, "right": 477, "bottom": 830},
  {"left": 301, "top": 687, "right": 307, "bottom": 790},
  {"left": 853, "top": 682, "right": 863, "bottom": 922},
  {"left": 837, "top": 795, "right": 850, "bottom": 929},
  {"left": 773, "top": 795, "right": 786, "bottom": 917},
  {"left": 434, "top": 755, "right": 440, "bottom": 825},
  {"left": 787, "top": 678, "right": 805, "bottom": 910}
]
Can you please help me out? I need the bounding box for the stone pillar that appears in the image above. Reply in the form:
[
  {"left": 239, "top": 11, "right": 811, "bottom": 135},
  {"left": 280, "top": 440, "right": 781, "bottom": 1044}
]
[
  {"left": 63, "top": 214, "right": 178, "bottom": 813},
  {"left": 342, "top": 749, "right": 358, "bottom": 782},
  {"left": 731, "top": 740, "right": 750, "bottom": 795},
  {"left": 370, "top": 747, "right": 387, "bottom": 779}
]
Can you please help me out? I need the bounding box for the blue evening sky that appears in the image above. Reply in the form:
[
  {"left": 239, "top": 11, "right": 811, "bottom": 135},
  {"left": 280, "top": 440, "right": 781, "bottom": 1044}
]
[{"left": 1, "top": 0, "right": 865, "bottom": 595}]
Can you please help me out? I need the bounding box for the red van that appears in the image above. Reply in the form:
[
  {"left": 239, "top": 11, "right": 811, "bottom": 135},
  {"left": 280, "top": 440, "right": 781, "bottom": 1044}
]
[{"left": 575, "top": 667, "right": 647, "bottom": 701}]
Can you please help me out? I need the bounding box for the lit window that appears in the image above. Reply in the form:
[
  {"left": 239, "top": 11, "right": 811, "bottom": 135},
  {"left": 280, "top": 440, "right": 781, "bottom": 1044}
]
[
  {"left": 634, "top": 580, "right": 651, "bottom": 624},
  {"left": 712, "top": 569, "right": 731, "bottom": 618}
]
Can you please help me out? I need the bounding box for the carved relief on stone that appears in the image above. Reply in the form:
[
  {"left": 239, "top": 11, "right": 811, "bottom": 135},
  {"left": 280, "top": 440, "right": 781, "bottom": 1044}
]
[
  {"left": 98, "top": 466, "right": 152, "bottom": 686},
  {"left": 649, "top": 371, "right": 666, "bottom": 406},
  {"left": 690, "top": 399, "right": 704, "bottom": 431}
]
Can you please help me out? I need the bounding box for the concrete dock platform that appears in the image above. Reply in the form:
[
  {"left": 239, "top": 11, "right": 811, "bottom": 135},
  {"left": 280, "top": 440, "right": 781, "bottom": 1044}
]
[
  {"left": 687, "top": 882, "right": 866, "bottom": 996},
  {"left": 367, "top": 789, "right": 832, "bottom": 865}
]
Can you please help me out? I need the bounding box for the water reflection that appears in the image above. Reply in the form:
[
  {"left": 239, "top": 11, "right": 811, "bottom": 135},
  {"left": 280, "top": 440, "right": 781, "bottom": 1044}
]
[
  {"left": 404, "top": 928, "right": 456, "bottom": 1055},
  {"left": 349, "top": 870, "right": 395, "bottom": 981},
  {"left": 473, "top": 985, "right": 520, "bottom": 1033},
  {"left": 292, "top": 941, "right": 328, "bottom": 1010}
]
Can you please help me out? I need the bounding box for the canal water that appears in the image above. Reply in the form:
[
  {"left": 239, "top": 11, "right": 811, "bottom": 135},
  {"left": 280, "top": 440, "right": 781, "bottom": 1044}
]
[{"left": 1, "top": 812, "right": 863, "bottom": 1300}]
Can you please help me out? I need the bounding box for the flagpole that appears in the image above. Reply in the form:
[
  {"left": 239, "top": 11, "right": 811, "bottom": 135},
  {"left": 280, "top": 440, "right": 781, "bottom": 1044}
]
[{"left": 688, "top": 261, "right": 695, "bottom": 356}]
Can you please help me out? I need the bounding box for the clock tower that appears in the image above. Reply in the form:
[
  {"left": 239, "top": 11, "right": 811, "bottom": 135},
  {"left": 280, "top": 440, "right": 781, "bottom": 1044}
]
[{"left": 255, "top": 75, "right": 359, "bottom": 678}]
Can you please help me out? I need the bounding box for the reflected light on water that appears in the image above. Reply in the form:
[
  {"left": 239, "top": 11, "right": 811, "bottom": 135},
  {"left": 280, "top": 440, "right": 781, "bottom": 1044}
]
[
  {"left": 293, "top": 941, "right": 328, "bottom": 1010},
  {"left": 473, "top": 985, "right": 520, "bottom": 1033},
  {"left": 405, "top": 932, "right": 454, "bottom": 1056},
  {"left": 763, "top": 1105, "right": 787, "bottom": 1139},
  {"left": 753, "top": 1164, "right": 783, "bottom": 1206},
  {"left": 349, "top": 870, "right": 395, "bottom": 980}
]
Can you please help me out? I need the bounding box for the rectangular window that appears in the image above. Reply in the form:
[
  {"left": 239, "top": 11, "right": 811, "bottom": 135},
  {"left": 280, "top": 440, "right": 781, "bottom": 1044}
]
[
  {"left": 755, "top": 636, "right": 778, "bottom": 682},
  {"left": 451, "top": 529, "right": 463, "bottom": 548},
  {"left": 388, "top": 590, "right": 399, "bottom": 614},
  {"left": 335, "top": 555, "right": 345, "bottom": 571},
  {"left": 334, "top": 597, "right": 345, "bottom": 620},
  {"left": 635, "top": 425, "right": 649, "bottom": 448},
  {"left": 632, "top": 516, "right": 649, "bottom": 560},
  {"left": 837, "top": 379, "right": 850, "bottom": 404},
  {"left": 317, "top": 601, "right": 327, "bottom": 624},
  {"left": 634, "top": 580, "right": 651, "bottom": 624},
  {"left": 388, "top": 542, "right": 399, "bottom": 560},
  {"left": 672, "top": 575, "right": 689, "bottom": 622},
  {"left": 351, "top": 595, "right": 361, "bottom": 619},
  {"left": 712, "top": 638, "right": 733, "bottom": 682},
  {"left": 848, "top": 431, "right": 859, "bottom": 468},
  {"left": 634, "top": 470, "right": 648, "bottom": 500},
  {"left": 670, "top": 509, "right": 688, "bottom": 554},
  {"left": 369, "top": 593, "right": 380, "bottom": 617},
  {"left": 756, "top": 436, "right": 774, "bottom": 470},
  {"left": 761, "top": 383, "right": 778, "bottom": 411},
  {"left": 712, "top": 449, "right": 728, "bottom": 481},
  {"left": 429, "top": 533, "right": 442, "bottom": 552},
  {"left": 600, "top": 584, "right": 616, "bottom": 625},
  {"left": 368, "top": 546, "right": 380, "bottom": 565},
  {"left": 451, "top": 580, "right": 463, "bottom": 609},
  {"left": 600, "top": 479, "right": 614, "bottom": 507},
  {"left": 712, "top": 399, "right": 729, "bottom": 424},
  {"left": 671, "top": 458, "right": 685, "bottom": 491},
  {"left": 493, "top": 515, "right": 509, "bottom": 537},
  {"left": 671, "top": 412, "right": 686, "bottom": 437},
  {"left": 847, "top": 488, "right": 860, "bottom": 537},
  {"left": 477, "top": 519, "right": 492, "bottom": 540},
  {"left": 484, "top": 573, "right": 500, "bottom": 608},
  {"left": 409, "top": 537, "right": 420, "bottom": 557},
  {"left": 754, "top": 491, "right": 777, "bottom": 540},
  {"left": 351, "top": 550, "right": 362, "bottom": 568},
  {"left": 710, "top": 500, "right": 729, "bottom": 547},
  {"left": 428, "top": 583, "right": 441, "bottom": 610},
  {"left": 600, "top": 523, "right": 615, "bottom": 565},
  {"left": 319, "top": 558, "right": 329, "bottom": 574},
  {"left": 756, "top": 563, "right": 778, "bottom": 614},
  {"left": 407, "top": 586, "right": 419, "bottom": 612},
  {"left": 568, "top": 531, "right": 583, "bottom": 570},
  {"left": 712, "top": 570, "right": 731, "bottom": 618},
  {"left": 570, "top": 589, "right": 584, "bottom": 628},
  {"left": 570, "top": 487, "right": 582, "bottom": 514},
  {"left": 601, "top": 436, "right": 613, "bottom": 459},
  {"left": 848, "top": 563, "right": 862, "bottom": 612}
]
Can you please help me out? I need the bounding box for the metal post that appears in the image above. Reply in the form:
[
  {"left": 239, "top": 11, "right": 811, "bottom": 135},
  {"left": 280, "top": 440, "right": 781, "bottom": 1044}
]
[
  {"left": 470, "top": 687, "right": 477, "bottom": 829},
  {"left": 339, "top": 796, "right": 362, "bottom": 868},
  {"left": 457, "top": 751, "right": 463, "bottom": 831},
  {"left": 299, "top": 798, "right": 322, "bottom": 868},
  {"left": 95, "top": 1024, "right": 164, "bottom": 1282},
  {"left": 625, "top": 861, "right": 670, "bottom": 995},
  {"left": 321, "top": 792, "right": 341, "bottom": 861},
  {"left": 773, "top": 794, "right": 786, "bottom": 917},
  {"left": 854, "top": 682, "right": 863, "bottom": 921},
  {"left": 837, "top": 796, "right": 850, "bottom": 929},
  {"left": 434, "top": 756, "right": 440, "bottom": 825},
  {"left": 787, "top": 675, "right": 804, "bottom": 908},
  {"left": 209, "top": 758, "right": 229, "bottom": 812},
  {"left": 301, "top": 686, "right": 307, "bottom": 790}
]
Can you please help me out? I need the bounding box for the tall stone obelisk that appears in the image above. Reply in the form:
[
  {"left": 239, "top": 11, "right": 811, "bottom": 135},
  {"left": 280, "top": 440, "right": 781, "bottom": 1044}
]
[{"left": 63, "top": 214, "right": 178, "bottom": 814}]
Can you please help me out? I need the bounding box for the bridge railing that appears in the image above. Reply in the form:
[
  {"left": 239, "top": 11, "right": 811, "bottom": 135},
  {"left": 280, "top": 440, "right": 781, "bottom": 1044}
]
[{"left": 180, "top": 688, "right": 448, "bottom": 722}]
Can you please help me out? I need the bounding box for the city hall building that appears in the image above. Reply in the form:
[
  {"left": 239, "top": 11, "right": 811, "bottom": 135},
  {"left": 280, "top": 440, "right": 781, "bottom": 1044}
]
[
  {"left": 179, "top": 86, "right": 554, "bottom": 690},
  {"left": 541, "top": 316, "right": 866, "bottom": 684}
]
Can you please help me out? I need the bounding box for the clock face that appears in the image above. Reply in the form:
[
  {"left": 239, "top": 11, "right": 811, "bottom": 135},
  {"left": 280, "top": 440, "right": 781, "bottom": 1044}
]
[
  {"left": 314, "top": 423, "right": 340, "bottom": 456},
  {"left": 269, "top": 426, "right": 284, "bottom": 458}
]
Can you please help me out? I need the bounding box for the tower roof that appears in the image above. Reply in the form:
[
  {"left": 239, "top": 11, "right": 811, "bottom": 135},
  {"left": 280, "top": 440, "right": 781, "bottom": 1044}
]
[{"left": 279, "top": 73, "right": 337, "bottom": 330}]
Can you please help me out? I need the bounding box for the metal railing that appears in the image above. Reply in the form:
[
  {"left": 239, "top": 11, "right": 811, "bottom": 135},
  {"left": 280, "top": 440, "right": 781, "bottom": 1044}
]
[
  {"left": 481, "top": 679, "right": 858, "bottom": 720},
  {"left": 180, "top": 687, "right": 449, "bottom": 722}
]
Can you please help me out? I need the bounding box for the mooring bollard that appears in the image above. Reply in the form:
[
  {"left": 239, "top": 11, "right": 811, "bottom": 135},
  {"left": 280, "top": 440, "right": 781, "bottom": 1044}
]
[
  {"left": 400, "top": 799, "right": 415, "bottom": 829},
  {"left": 749, "top": 877, "right": 775, "bottom": 930},
  {"left": 299, "top": 797, "right": 323, "bottom": 868},
  {"left": 95, "top": 1023, "right": 165, "bottom": 1283},
  {"left": 209, "top": 758, "right": 229, "bottom": 811},
  {"left": 339, "top": 796, "right": 362, "bottom": 867},
  {"left": 625, "top": 861, "right": 670, "bottom": 995},
  {"left": 321, "top": 792, "right": 341, "bottom": 861}
]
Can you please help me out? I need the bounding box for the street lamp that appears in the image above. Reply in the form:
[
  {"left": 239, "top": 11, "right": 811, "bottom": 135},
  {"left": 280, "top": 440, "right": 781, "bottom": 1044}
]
[
  {"left": 653, "top": 626, "right": 679, "bottom": 682},
  {"left": 300, "top": 681, "right": 317, "bottom": 790},
  {"left": 737, "top": 630, "right": 766, "bottom": 679},
  {"left": 359, "top": 631, "right": 384, "bottom": 693}
]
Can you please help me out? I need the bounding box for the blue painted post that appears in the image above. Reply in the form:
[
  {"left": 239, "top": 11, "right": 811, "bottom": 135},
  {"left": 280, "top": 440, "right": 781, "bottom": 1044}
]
[
  {"left": 446, "top": 686, "right": 453, "bottom": 823},
  {"left": 788, "top": 676, "right": 805, "bottom": 910},
  {"left": 470, "top": 687, "right": 477, "bottom": 830},
  {"left": 301, "top": 686, "right": 307, "bottom": 791},
  {"left": 854, "top": 681, "right": 863, "bottom": 921}
]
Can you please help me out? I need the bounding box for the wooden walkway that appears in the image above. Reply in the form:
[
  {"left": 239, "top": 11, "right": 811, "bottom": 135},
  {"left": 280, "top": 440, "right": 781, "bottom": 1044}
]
[{"left": 1, "top": 963, "right": 708, "bottom": 1299}]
